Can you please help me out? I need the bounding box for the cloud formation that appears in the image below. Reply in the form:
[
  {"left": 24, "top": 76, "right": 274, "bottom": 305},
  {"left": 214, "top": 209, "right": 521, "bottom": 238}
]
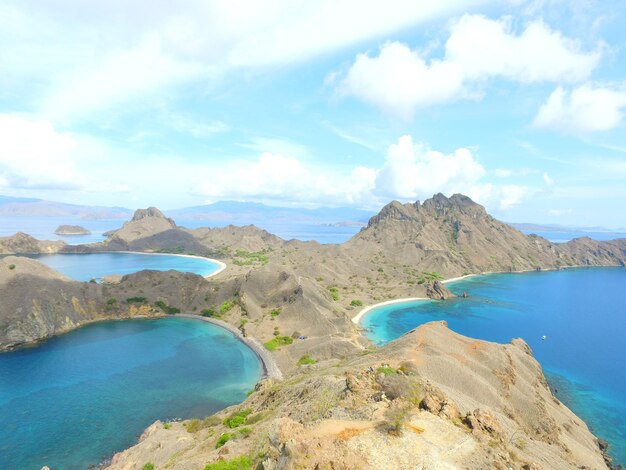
[
  {"left": 1, "top": 0, "right": 485, "bottom": 121},
  {"left": 338, "top": 14, "right": 601, "bottom": 116},
  {"left": 533, "top": 84, "right": 626, "bottom": 132}
]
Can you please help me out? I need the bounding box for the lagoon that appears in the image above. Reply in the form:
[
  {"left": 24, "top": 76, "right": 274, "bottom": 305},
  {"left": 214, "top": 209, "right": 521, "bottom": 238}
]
[
  {"left": 361, "top": 267, "right": 626, "bottom": 466},
  {"left": 22, "top": 252, "right": 222, "bottom": 281},
  {"left": 0, "top": 317, "right": 262, "bottom": 470}
]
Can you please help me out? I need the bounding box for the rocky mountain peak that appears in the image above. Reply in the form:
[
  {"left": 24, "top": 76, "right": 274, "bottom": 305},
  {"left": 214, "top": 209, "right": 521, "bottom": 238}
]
[
  {"left": 421, "top": 193, "right": 486, "bottom": 218},
  {"left": 131, "top": 207, "right": 175, "bottom": 226}
]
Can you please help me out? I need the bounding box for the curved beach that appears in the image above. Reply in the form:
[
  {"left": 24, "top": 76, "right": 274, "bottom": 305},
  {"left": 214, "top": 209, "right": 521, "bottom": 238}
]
[
  {"left": 117, "top": 251, "right": 227, "bottom": 278},
  {"left": 177, "top": 313, "right": 283, "bottom": 380}
]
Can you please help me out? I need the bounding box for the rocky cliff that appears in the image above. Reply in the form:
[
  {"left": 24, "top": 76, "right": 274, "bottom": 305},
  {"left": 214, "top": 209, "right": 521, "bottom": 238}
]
[{"left": 107, "top": 321, "right": 608, "bottom": 469}]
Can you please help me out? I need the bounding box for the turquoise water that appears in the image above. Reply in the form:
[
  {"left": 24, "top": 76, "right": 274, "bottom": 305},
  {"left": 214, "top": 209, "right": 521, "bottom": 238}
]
[
  {"left": 0, "top": 317, "right": 262, "bottom": 469},
  {"left": 362, "top": 268, "right": 626, "bottom": 465},
  {"left": 22, "top": 252, "right": 221, "bottom": 281}
]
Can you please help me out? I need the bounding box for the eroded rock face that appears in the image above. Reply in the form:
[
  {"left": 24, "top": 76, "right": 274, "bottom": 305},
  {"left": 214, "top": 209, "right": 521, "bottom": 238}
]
[{"left": 425, "top": 280, "right": 454, "bottom": 300}]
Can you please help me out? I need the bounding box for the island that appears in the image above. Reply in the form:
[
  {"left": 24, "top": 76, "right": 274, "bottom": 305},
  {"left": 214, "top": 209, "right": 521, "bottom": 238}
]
[{"left": 54, "top": 224, "right": 91, "bottom": 236}]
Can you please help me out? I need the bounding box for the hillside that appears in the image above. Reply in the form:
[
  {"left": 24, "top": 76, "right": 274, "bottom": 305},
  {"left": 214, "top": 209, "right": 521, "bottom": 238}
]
[{"left": 107, "top": 322, "right": 609, "bottom": 469}]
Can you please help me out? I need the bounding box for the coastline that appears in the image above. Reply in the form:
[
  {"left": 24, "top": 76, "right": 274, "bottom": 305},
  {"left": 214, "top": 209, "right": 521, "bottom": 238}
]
[
  {"left": 352, "top": 297, "right": 429, "bottom": 325},
  {"left": 177, "top": 313, "right": 283, "bottom": 381}
]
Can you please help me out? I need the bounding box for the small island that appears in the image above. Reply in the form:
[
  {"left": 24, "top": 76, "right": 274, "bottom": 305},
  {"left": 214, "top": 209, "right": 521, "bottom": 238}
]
[{"left": 54, "top": 225, "right": 91, "bottom": 236}]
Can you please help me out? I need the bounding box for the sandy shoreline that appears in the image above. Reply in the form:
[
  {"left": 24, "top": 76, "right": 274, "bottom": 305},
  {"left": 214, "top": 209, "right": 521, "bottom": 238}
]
[
  {"left": 351, "top": 297, "right": 430, "bottom": 325},
  {"left": 177, "top": 313, "right": 283, "bottom": 381},
  {"left": 116, "top": 251, "right": 227, "bottom": 278},
  {"left": 352, "top": 273, "right": 479, "bottom": 326}
]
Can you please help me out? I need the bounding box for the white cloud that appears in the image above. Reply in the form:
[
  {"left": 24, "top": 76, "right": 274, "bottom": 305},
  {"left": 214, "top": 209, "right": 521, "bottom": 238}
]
[
  {"left": 547, "top": 208, "right": 573, "bottom": 216},
  {"left": 445, "top": 15, "right": 600, "bottom": 83},
  {"left": 542, "top": 172, "right": 555, "bottom": 185},
  {"left": 0, "top": 114, "right": 84, "bottom": 190},
  {"left": 1, "top": 0, "right": 487, "bottom": 121},
  {"left": 339, "top": 42, "right": 464, "bottom": 117},
  {"left": 498, "top": 185, "right": 530, "bottom": 210},
  {"left": 338, "top": 14, "right": 601, "bottom": 116},
  {"left": 494, "top": 168, "right": 534, "bottom": 178},
  {"left": 373, "top": 135, "right": 486, "bottom": 199},
  {"left": 533, "top": 84, "right": 626, "bottom": 132}
]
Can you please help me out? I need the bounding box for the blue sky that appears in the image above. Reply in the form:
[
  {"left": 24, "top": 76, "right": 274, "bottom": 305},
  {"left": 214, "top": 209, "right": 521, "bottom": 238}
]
[{"left": 1, "top": 0, "right": 625, "bottom": 227}]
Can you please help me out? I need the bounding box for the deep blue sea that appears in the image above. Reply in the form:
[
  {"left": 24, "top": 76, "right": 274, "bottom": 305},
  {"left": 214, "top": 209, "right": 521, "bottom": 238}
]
[
  {"left": 20, "top": 252, "right": 221, "bottom": 281},
  {"left": 362, "top": 267, "right": 626, "bottom": 465},
  {"left": 0, "top": 317, "right": 262, "bottom": 470}
]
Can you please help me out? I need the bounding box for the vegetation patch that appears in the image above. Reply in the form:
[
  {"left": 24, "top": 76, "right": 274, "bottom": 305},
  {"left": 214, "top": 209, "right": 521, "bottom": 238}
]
[
  {"left": 329, "top": 286, "right": 339, "bottom": 301},
  {"left": 297, "top": 355, "right": 317, "bottom": 366},
  {"left": 264, "top": 336, "right": 293, "bottom": 351},
  {"left": 216, "top": 432, "right": 232, "bottom": 448},
  {"left": 201, "top": 308, "right": 217, "bottom": 317},
  {"left": 126, "top": 296, "right": 147, "bottom": 304},
  {"left": 223, "top": 408, "right": 252, "bottom": 428},
  {"left": 233, "top": 249, "right": 269, "bottom": 266},
  {"left": 219, "top": 300, "right": 235, "bottom": 315},
  {"left": 142, "top": 463, "right": 155, "bottom": 470},
  {"left": 350, "top": 299, "right": 363, "bottom": 307},
  {"left": 155, "top": 300, "right": 181, "bottom": 315},
  {"left": 8, "top": 264, "right": 15, "bottom": 270},
  {"left": 376, "top": 366, "right": 397, "bottom": 376},
  {"left": 269, "top": 307, "right": 281, "bottom": 317},
  {"left": 204, "top": 456, "right": 251, "bottom": 470}
]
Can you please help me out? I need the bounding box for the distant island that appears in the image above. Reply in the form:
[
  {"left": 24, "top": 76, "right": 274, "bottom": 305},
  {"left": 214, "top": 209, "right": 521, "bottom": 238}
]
[{"left": 54, "top": 225, "right": 91, "bottom": 236}]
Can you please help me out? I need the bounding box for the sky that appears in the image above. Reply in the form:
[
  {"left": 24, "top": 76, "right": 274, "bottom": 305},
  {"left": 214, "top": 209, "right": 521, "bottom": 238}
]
[{"left": 0, "top": 0, "right": 625, "bottom": 228}]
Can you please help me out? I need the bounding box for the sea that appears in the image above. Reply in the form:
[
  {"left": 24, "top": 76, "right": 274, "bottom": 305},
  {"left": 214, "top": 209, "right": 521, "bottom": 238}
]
[
  {"left": 361, "top": 267, "right": 626, "bottom": 466},
  {"left": 19, "top": 252, "right": 221, "bottom": 281},
  {"left": 0, "top": 317, "right": 262, "bottom": 469}
]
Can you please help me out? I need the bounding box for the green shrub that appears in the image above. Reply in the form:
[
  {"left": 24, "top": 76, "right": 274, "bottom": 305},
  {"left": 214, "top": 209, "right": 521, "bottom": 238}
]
[
  {"left": 204, "top": 456, "right": 251, "bottom": 470},
  {"left": 350, "top": 299, "right": 363, "bottom": 307},
  {"left": 8, "top": 264, "right": 15, "bottom": 270},
  {"left": 376, "top": 366, "right": 397, "bottom": 376},
  {"left": 201, "top": 308, "right": 216, "bottom": 317},
  {"left": 297, "top": 355, "right": 317, "bottom": 366},
  {"left": 329, "top": 286, "right": 339, "bottom": 301},
  {"left": 216, "top": 432, "right": 232, "bottom": 448},
  {"left": 232, "top": 249, "right": 269, "bottom": 266},
  {"left": 106, "top": 298, "right": 117, "bottom": 305},
  {"left": 223, "top": 409, "right": 251, "bottom": 428},
  {"left": 155, "top": 300, "right": 180, "bottom": 315},
  {"left": 126, "top": 296, "right": 147, "bottom": 304},
  {"left": 142, "top": 463, "right": 155, "bottom": 470},
  {"left": 220, "top": 301, "right": 235, "bottom": 314},
  {"left": 264, "top": 336, "right": 293, "bottom": 351},
  {"left": 163, "top": 422, "right": 171, "bottom": 429},
  {"left": 270, "top": 308, "right": 281, "bottom": 317}
]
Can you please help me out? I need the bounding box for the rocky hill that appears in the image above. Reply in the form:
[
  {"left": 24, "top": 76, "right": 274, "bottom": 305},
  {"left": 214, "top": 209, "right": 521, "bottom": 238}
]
[
  {"left": 0, "top": 232, "right": 66, "bottom": 254},
  {"left": 107, "top": 321, "right": 609, "bottom": 469}
]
